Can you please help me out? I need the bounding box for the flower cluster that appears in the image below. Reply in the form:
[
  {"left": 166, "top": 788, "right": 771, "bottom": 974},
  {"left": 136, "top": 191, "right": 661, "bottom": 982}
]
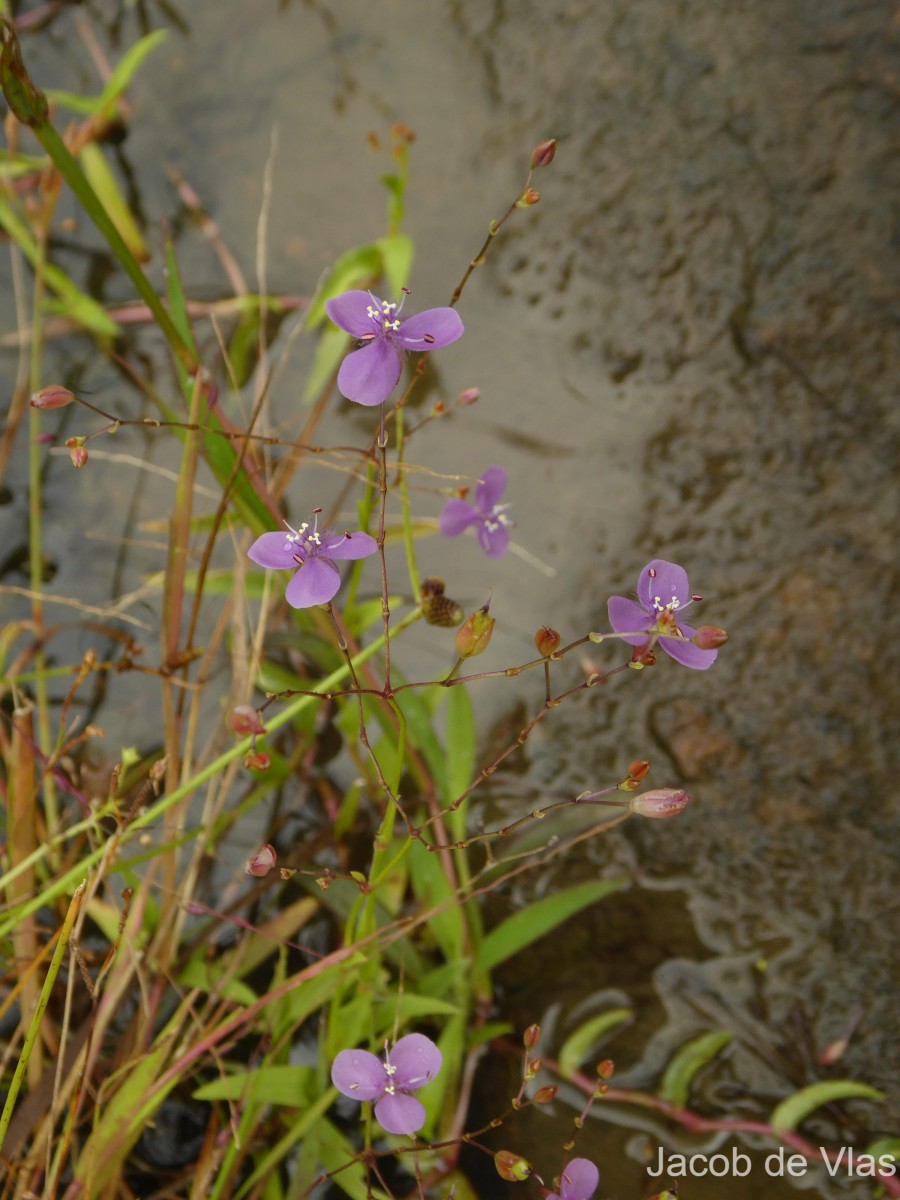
[
  {"left": 331, "top": 1033, "right": 442, "bottom": 1136},
  {"left": 247, "top": 511, "right": 376, "bottom": 608}
]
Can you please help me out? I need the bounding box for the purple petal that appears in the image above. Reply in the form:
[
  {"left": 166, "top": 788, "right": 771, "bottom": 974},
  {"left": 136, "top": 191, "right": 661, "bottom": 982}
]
[
  {"left": 389, "top": 1033, "right": 443, "bottom": 1090},
  {"left": 374, "top": 1091, "right": 426, "bottom": 1136},
  {"left": 637, "top": 559, "right": 690, "bottom": 612},
  {"left": 607, "top": 596, "right": 652, "bottom": 645},
  {"left": 396, "top": 307, "right": 464, "bottom": 350},
  {"left": 659, "top": 621, "right": 718, "bottom": 670},
  {"left": 331, "top": 1048, "right": 385, "bottom": 1102},
  {"left": 322, "top": 530, "right": 378, "bottom": 560},
  {"left": 439, "top": 498, "right": 479, "bottom": 538},
  {"left": 559, "top": 1158, "right": 600, "bottom": 1200},
  {"left": 474, "top": 465, "right": 507, "bottom": 513},
  {"left": 325, "top": 290, "right": 379, "bottom": 337},
  {"left": 337, "top": 340, "right": 402, "bottom": 406},
  {"left": 284, "top": 557, "right": 341, "bottom": 607},
  {"left": 477, "top": 520, "right": 510, "bottom": 559},
  {"left": 247, "top": 531, "right": 296, "bottom": 570}
]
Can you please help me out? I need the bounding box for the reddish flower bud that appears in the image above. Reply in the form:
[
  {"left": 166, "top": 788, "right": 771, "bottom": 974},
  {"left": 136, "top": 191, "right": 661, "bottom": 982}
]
[
  {"left": 534, "top": 625, "right": 561, "bottom": 658},
  {"left": 530, "top": 138, "right": 557, "bottom": 168},
  {"left": 596, "top": 1059, "right": 615, "bottom": 1079},
  {"left": 533, "top": 1084, "right": 558, "bottom": 1103},
  {"left": 627, "top": 759, "right": 650, "bottom": 782},
  {"left": 242, "top": 749, "right": 271, "bottom": 772},
  {"left": 692, "top": 625, "right": 729, "bottom": 650},
  {"left": 229, "top": 705, "right": 266, "bottom": 736},
  {"left": 517, "top": 187, "right": 541, "bottom": 207},
  {"left": 65, "top": 436, "right": 88, "bottom": 468},
  {"left": 31, "top": 384, "right": 75, "bottom": 410},
  {"left": 628, "top": 788, "right": 691, "bottom": 819},
  {"left": 523, "top": 1023, "right": 541, "bottom": 1049},
  {"left": 246, "top": 844, "right": 277, "bottom": 877},
  {"left": 495, "top": 1151, "right": 533, "bottom": 1182},
  {"left": 524, "top": 1057, "right": 541, "bottom": 1080},
  {"left": 455, "top": 602, "right": 495, "bottom": 659},
  {"left": 457, "top": 386, "right": 480, "bottom": 406}
]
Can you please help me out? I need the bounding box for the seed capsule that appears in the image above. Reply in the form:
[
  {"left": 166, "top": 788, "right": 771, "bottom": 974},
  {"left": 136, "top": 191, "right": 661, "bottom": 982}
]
[{"left": 421, "top": 577, "right": 464, "bottom": 627}]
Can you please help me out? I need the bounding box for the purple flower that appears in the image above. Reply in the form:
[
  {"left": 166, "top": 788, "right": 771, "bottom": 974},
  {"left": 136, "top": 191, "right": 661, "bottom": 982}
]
[
  {"left": 607, "top": 559, "right": 718, "bottom": 670},
  {"left": 247, "top": 512, "right": 376, "bottom": 608},
  {"left": 331, "top": 1033, "right": 443, "bottom": 1136},
  {"left": 439, "top": 465, "right": 512, "bottom": 558},
  {"left": 547, "top": 1159, "right": 600, "bottom": 1200},
  {"left": 325, "top": 289, "right": 464, "bottom": 407}
]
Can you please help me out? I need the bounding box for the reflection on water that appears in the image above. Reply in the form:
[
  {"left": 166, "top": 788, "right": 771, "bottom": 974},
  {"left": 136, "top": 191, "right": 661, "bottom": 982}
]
[{"left": 2, "top": 0, "right": 897, "bottom": 1194}]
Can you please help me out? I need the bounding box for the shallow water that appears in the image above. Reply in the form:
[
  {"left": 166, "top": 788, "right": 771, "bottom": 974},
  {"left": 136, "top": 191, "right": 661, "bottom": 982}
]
[{"left": 2, "top": 1, "right": 897, "bottom": 1196}]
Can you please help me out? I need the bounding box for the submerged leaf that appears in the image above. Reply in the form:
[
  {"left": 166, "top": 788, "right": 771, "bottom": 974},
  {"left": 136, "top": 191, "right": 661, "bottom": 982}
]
[
  {"left": 660, "top": 1030, "right": 733, "bottom": 1108},
  {"left": 770, "top": 1080, "right": 884, "bottom": 1136}
]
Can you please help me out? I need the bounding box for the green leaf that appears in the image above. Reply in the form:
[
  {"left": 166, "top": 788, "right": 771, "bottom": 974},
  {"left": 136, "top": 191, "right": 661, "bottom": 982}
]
[
  {"left": 0, "top": 195, "right": 120, "bottom": 337},
  {"left": 98, "top": 30, "right": 169, "bottom": 117},
  {"left": 375, "top": 233, "right": 413, "bottom": 296},
  {"left": 304, "top": 244, "right": 381, "bottom": 329},
  {"left": 660, "top": 1030, "right": 733, "bottom": 1107},
  {"left": 194, "top": 1064, "right": 313, "bottom": 1105},
  {"left": 373, "top": 992, "right": 461, "bottom": 1022},
  {"left": 442, "top": 685, "right": 476, "bottom": 806},
  {"left": 79, "top": 142, "right": 149, "bottom": 262},
  {"left": 475, "top": 879, "right": 625, "bottom": 975},
  {"left": 558, "top": 1008, "right": 633, "bottom": 1079},
  {"left": 301, "top": 322, "right": 350, "bottom": 405},
  {"left": 770, "top": 1080, "right": 885, "bottom": 1136}
]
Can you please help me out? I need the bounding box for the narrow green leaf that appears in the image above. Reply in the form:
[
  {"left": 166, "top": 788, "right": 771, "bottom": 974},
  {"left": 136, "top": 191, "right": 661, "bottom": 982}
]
[
  {"left": 443, "top": 685, "right": 476, "bottom": 805},
  {"left": 475, "top": 879, "right": 625, "bottom": 975},
  {"left": 375, "top": 232, "right": 413, "bottom": 297},
  {"left": 301, "top": 323, "right": 349, "bottom": 405},
  {"left": 660, "top": 1030, "right": 733, "bottom": 1107},
  {"left": 0, "top": 195, "right": 120, "bottom": 336},
  {"left": 194, "top": 1064, "right": 313, "bottom": 1105},
  {"left": 304, "top": 244, "right": 381, "bottom": 329},
  {"left": 80, "top": 142, "right": 149, "bottom": 262},
  {"left": 98, "top": 30, "right": 169, "bottom": 115},
  {"left": 770, "top": 1080, "right": 884, "bottom": 1136},
  {"left": 373, "top": 992, "right": 461, "bottom": 1023},
  {"left": 558, "top": 1008, "right": 633, "bottom": 1079}
]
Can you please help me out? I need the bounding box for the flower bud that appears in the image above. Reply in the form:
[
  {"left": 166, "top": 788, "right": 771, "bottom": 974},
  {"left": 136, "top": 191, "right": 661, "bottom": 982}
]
[
  {"left": 692, "top": 625, "right": 729, "bottom": 650},
  {"left": 530, "top": 138, "right": 557, "bottom": 168},
  {"left": 30, "top": 384, "right": 75, "bottom": 410},
  {"left": 455, "top": 602, "right": 495, "bottom": 659},
  {"left": 494, "top": 1151, "right": 533, "bottom": 1183},
  {"left": 524, "top": 1057, "right": 541, "bottom": 1080},
  {"left": 534, "top": 625, "right": 561, "bottom": 658},
  {"left": 245, "top": 844, "right": 277, "bottom": 877},
  {"left": 628, "top": 788, "right": 690, "bottom": 820},
  {"left": 627, "top": 759, "right": 650, "bottom": 783},
  {"left": 65, "top": 436, "right": 88, "bottom": 468},
  {"left": 522, "top": 1023, "right": 541, "bottom": 1049},
  {"left": 596, "top": 1059, "right": 615, "bottom": 1079},
  {"left": 242, "top": 749, "right": 271, "bottom": 772},
  {"left": 229, "top": 705, "right": 266, "bottom": 736},
  {"left": 533, "top": 1084, "right": 558, "bottom": 1104},
  {"left": 457, "top": 386, "right": 480, "bottom": 406},
  {"left": 517, "top": 187, "right": 541, "bottom": 207}
]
